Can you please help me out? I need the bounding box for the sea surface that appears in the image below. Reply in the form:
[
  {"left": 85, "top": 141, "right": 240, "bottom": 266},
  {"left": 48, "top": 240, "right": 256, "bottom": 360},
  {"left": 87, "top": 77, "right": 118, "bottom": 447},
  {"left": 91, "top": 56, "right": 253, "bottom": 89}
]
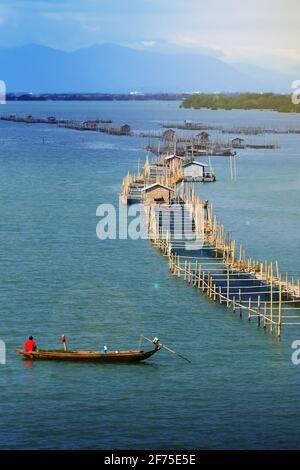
[{"left": 0, "top": 101, "right": 300, "bottom": 449}]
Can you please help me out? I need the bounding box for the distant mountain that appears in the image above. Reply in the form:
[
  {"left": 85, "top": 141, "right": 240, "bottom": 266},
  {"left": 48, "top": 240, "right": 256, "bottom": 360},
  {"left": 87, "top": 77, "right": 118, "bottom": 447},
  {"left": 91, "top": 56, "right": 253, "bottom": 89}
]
[
  {"left": 232, "top": 62, "right": 294, "bottom": 93},
  {"left": 0, "top": 43, "right": 292, "bottom": 93}
]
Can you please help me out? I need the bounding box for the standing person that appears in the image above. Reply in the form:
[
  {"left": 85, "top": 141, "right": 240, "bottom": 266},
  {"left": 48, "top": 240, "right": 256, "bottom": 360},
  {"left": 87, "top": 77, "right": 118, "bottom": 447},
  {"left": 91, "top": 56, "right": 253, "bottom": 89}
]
[{"left": 24, "top": 336, "right": 37, "bottom": 352}]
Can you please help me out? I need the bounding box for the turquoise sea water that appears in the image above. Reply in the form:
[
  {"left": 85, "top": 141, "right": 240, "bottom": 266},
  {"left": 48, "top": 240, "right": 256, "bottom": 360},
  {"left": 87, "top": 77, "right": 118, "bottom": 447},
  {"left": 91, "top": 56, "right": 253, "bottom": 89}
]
[{"left": 0, "top": 101, "right": 300, "bottom": 449}]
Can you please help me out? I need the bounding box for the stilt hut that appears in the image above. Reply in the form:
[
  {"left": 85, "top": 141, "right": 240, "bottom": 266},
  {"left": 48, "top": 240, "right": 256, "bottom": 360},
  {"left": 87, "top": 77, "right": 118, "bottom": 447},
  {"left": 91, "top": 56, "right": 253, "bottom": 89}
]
[{"left": 141, "top": 183, "right": 175, "bottom": 205}]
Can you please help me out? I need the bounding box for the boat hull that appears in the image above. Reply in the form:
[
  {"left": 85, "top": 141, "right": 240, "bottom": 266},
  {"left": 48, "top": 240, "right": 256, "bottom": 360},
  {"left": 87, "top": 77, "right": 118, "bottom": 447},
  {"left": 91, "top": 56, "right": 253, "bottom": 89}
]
[{"left": 16, "top": 348, "right": 159, "bottom": 363}]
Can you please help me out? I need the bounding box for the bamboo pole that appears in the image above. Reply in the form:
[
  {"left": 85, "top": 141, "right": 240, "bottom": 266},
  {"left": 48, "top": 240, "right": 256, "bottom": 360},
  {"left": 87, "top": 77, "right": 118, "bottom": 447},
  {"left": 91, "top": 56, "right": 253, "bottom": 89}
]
[
  {"left": 198, "top": 265, "right": 202, "bottom": 289},
  {"left": 276, "top": 260, "right": 279, "bottom": 280},
  {"left": 263, "top": 302, "right": 267, "bottom": 329},
  {"left": 226, "top": 266, "right": 230, "bottom": 307},
  {"left": 270, "top": 262, "right": 273, "bottom": 334},
  {"left": 239, "top": 289, "right": 242, "bottom": 317},
  {"left": 278, "top": 279, "right": 282, "bottom": 338}
]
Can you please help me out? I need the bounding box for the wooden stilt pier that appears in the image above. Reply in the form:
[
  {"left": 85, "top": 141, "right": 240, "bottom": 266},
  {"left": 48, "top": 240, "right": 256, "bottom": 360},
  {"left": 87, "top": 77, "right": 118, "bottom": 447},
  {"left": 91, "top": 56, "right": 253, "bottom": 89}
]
[{"left": 120, "top": 152, "right": 300, "bottom": 339}]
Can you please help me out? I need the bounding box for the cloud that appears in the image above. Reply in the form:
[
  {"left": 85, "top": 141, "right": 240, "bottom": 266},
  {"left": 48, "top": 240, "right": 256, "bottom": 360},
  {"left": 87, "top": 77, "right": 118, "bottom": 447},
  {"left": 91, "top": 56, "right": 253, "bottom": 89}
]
[
  {"left": 140, "top": 40, "right": 156, "bottom": 48},
  {"left": 0, "top": 0, "right": 298, "bottom": 70}
]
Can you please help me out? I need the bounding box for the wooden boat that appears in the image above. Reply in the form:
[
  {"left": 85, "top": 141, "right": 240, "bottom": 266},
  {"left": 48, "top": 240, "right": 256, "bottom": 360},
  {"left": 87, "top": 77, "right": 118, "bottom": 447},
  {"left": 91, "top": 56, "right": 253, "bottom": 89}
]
[{"left": 16, "top": 343, "right": 161, "bottom": 364}]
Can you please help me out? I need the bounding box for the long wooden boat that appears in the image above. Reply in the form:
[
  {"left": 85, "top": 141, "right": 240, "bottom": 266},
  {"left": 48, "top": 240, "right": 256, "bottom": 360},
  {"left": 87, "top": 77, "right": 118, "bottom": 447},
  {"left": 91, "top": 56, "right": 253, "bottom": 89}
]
[{"left": 16, "top": 344, "right": 160, "bottom": 363}]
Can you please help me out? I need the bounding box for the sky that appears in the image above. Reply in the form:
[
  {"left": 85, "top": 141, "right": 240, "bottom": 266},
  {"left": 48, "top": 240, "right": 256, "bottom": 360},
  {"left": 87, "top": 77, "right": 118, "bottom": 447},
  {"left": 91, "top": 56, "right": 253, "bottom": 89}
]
[{"left": 0, "top": 0, "right": 299, "bottom": 72}]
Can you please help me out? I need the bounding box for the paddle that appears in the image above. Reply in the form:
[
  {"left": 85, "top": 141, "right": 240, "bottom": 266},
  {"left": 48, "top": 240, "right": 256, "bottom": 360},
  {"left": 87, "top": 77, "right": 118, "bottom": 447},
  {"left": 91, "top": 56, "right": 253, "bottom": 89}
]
[{"left": 141, "top": 335, "right": 192, "bottom": 363}]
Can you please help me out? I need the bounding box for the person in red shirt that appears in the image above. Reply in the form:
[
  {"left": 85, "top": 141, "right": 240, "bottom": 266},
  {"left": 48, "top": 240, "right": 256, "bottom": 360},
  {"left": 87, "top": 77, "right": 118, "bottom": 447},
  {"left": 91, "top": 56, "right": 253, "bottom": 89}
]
[{"left": 24, "top": 336, "right": 37, "bottom": 352}]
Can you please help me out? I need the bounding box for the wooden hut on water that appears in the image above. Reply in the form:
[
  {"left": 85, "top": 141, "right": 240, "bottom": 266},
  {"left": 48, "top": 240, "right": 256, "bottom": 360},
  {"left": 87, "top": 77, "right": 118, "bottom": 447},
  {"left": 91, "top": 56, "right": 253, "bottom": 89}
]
[
  {"left": 82, "top": 120, "right": 98, "bottom": 130},
  {"left": 231, "top": 137, "right": 245, "bottom": 148},
  {"left": 120, "top": 124, "right": 131, "bottom": 135},
  {"left": 47, "top": 116, "right": 57, "bottom": 124},
  {"left": 197, "top": 131, "right": 210, "bottom": 143},
  {"left": 183, "top": 161, "right": 208, "bottom": 179},
  {"left": 182, "top": 161, "right": 215, "bottom": 182},
  {"left": 141, "top": 183, "right": 175, "bottom": 205},
  {"left": 164, "top": 154, "right": 184, "bottom": 168},
  {"left": 163, "top": 129, "right": 176, "bottom": 141}
]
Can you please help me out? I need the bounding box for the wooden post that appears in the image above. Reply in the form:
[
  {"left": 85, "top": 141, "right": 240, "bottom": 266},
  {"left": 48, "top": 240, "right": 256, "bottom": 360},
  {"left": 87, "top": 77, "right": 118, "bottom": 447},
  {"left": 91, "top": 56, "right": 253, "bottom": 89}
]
[
  {"left": 198, "top": 266, "right": 201, "bottom": 289},
  {"left": 209, "top": 276, "right": 213, "bottom": 298},
  {"left": 184, "top": 260, "right": 187, "bottom": 281},
  {"left": 276, "top": 260, "right": 279, "bottom": 280},
  {"left": 219, "top": 286, "right": 222, "bottom": 304},
  {"left": 202, "top": 272, "right": 205, "bottom": 293},
  {"left": 188, "top": 262, "right": 191, "bottom": 284},
  {"left": 257, "top": 295, "right": 261, "bottom": 326},
  {"left": 231, "top": 239, "right": 235, "bottom": 265},
  {"left": 177, "top": 256, "right": 181, "bottom": 278},
  {"left": 278, "top": 279, "right": 282, "bottom": 338},
  {"left": 270, "top": 262, "right": 273, "bottom": 334},
  {"left": 206, "top": 273, "right": 210, "bottom": 295},
  {"left": 226, "top": 265, "right": 230, "bottom": 307},
  {"left": 239, "top": 289, "right": 242, "bottom": 317},
  {"left": 263, "top": 302, "right": 267, "bottom": 329},
  {"left": 193, "top": 267, "right": 197, "bottom": 287},
  {"left": 248, "top": 297, "right": 251, "bottom": 321},
  {"left": 173, "top": 254, "right": 177, "bottom": 275},
  {"left": 233, "top": 296, "right": 236, "bottom": 312}
]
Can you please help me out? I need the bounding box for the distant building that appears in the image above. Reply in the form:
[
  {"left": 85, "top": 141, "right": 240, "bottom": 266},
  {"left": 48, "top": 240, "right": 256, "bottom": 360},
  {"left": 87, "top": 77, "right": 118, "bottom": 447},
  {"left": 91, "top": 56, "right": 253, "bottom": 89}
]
[
  {"left": 82, "top": 120, "right": 98, "bottom": 130},
  {"left": 162, "top": 129, "right": 176, "bottom": 141},
  {"left": 197, "top": 131, "right": 210, "bottom": 142},
  {"left": 231, "top": 137, "right": 245, "bottom": 148},
  {"left": 141, "top": 183, "right": 175, "bottom": 205},
  {"left": 164, "top": 154, "right": 184, "bottom": 173},
  {"left": 47, "top": 116, "right": 57, "bottom": 124},
  {"left": 184, "top": 120, "right": 193, "bottom": 128},
  {"left": 120, "top": 124, "right": 131, "bottom": 135},
  {"left": 164, "top": 154, "right": 184, "bottom": 168}
]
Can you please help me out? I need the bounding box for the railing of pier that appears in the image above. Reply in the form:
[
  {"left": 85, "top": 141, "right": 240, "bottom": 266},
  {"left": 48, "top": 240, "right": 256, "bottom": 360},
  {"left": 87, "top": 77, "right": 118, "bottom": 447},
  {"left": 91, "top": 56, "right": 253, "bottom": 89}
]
[
  {"left": 120, "top": 153, "right": 300, "bottom": 339},
  {"left": 146, "top": 196, "right": 300, "bottom": 339}
]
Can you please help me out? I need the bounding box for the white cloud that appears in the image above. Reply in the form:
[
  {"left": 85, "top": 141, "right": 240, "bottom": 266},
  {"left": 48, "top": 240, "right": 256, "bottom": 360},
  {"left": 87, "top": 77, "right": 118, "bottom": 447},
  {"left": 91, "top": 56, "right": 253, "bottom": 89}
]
[{"left": 140, "top": 40, "right": 156, "bottom": 48}]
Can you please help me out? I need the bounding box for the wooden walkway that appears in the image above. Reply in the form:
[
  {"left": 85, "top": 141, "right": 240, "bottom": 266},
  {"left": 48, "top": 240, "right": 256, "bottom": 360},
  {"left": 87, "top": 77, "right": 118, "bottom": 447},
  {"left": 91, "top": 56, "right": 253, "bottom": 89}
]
[{"left": 121, "top": 155, "right": 300, "bottom": 338}]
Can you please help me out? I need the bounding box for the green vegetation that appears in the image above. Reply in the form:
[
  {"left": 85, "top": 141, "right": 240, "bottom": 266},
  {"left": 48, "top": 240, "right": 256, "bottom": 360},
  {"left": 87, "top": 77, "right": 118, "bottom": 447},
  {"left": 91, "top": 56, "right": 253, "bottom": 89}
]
[{"left": 181, "top": 93, "right": 300, "bottom": 113}]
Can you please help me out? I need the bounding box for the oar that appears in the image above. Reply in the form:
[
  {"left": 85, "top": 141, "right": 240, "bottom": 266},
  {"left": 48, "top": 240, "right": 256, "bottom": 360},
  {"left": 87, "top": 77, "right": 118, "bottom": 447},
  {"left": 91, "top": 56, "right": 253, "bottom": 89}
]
[{"left": 141, "top": 336, "right": 192, "bottom": 364}]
